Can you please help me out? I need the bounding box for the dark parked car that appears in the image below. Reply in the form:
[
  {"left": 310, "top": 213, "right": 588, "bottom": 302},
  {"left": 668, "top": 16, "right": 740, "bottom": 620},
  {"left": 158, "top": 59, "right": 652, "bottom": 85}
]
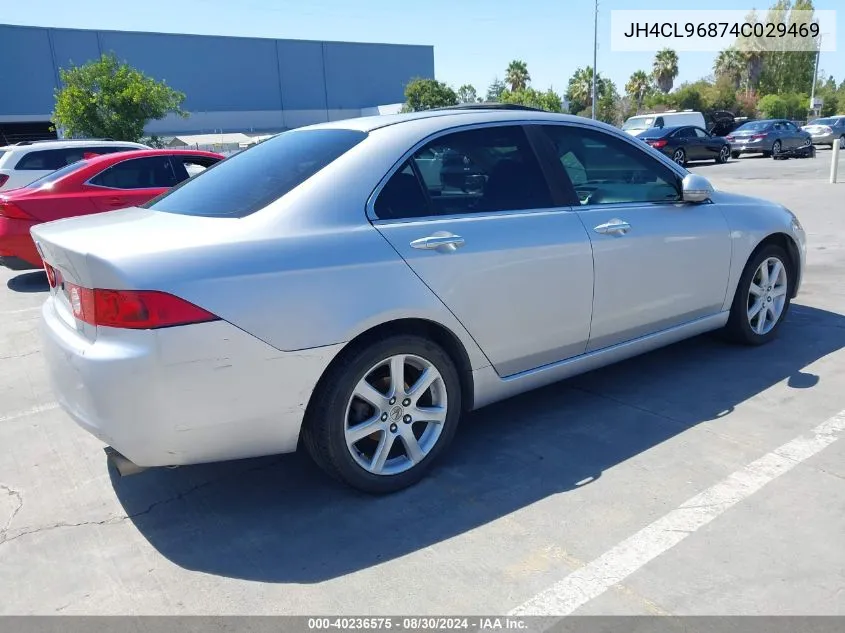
[
  {"left": 726, "top": 119, "right": 812, "bottom": 158},
  {"left": 638, "top": 125, "right": 731, "bottom": 166}
]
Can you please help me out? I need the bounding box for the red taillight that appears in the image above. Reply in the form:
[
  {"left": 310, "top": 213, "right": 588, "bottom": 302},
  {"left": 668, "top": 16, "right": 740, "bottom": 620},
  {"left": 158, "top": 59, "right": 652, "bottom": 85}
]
[
  {"left": 751, "top": 134, "right": 767, "bottom": 140},
  {"left": 0, "top": 175, "right": 8, "bottom": 188},
  {"left": 648, "top": 139, "right": 668, "bottom": 149},
  {"left": 725, "top": 136, "right": 735, "bottom": 141},
  {"left": 44, "top": 263, "right": 57, "bottom": 288},
  {"left": 63, "top": 285, "right": 219, "bottom": 329},
  {"left": 0, "top": 199, "right": 33, "bottom": 220}
]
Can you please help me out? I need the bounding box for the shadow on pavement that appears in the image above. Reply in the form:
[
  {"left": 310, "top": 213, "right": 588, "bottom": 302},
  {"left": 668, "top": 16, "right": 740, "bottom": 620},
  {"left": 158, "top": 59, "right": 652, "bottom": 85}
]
[
  {"left": 6, "top": 271, "right": 48, "bottom": 293},
  {"left": 112, "top": 303, "right": 845, "bottom": 584}
]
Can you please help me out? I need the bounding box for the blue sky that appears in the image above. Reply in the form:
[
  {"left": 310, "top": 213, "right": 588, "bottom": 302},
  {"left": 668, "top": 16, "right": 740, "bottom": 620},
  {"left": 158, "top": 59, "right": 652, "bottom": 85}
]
[{"left": 4, "top": 0, "right": 844, "bottom": 97}]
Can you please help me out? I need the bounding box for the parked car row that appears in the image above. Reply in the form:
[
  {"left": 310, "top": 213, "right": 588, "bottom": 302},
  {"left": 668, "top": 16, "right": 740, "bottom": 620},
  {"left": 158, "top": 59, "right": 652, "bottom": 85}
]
[
  {"left": 802, "top": 115, "right": 845, "bottom": 149},
  {"left": 0, "top": 142, "right": 223, "bottom": 270}
]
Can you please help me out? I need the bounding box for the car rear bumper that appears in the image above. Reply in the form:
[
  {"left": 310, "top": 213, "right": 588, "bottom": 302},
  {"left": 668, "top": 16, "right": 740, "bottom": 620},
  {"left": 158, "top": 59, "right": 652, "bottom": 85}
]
[
  {"left": 809, "top": 133, "right": 835, "bottom": 144},
  {"left": 39, "top": 296, "right": 344, "bottom": 467},
  {"left": 0, "top": 217, "right": 42, "bottom": 268},
  {"left": 731, "top": 144, "right": 770, "bottom": 155}
]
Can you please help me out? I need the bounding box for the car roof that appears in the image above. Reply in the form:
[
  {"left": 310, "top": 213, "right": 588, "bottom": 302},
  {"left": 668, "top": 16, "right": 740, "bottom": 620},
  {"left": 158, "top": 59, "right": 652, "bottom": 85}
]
[
  {"left": 294, "top": 108, "right": 615, "bottom": 134},
  {"left": 0, "top": 139, "right": 147, "bottom": 152},
  {"left": 80, "top": 148, "right": 225, "bottom": 167}
]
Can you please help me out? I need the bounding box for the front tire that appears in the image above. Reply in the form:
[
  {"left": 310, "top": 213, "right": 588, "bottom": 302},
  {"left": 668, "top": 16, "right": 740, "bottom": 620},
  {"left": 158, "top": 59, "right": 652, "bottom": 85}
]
[
  {"left": 302, "top": 334, "right": 462, "bottom": 494},
  {"left": 724, "top": 244, "right": 792, "bottom": 346}
]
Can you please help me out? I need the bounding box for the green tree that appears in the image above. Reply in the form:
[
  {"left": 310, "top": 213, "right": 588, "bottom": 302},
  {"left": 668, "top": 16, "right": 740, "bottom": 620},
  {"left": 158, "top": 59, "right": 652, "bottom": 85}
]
[
  {"left": 505, "top": 60, "right": 531, "bottom": 91},
  {"left": 457, "top": 84, "right": 479, "bottom": 104},
  {"left": 713, "top": 48, "right": 745, "bottom": 90},
  {"left": 401, "top": 78, "right": 458, "bottom": 112},
  {"left": 596, "top": 80, "right": 621, "bottom": 125},
  {"left": 486, "top": 78, "right": 506, "bottom": 102},
  {"left": 652, "top": 48, "right": 679, "bottom": 93},
  {"left": 51, "top": 53, "right": 187, "bottom": 142},
  {"left": 672, "top": 83, "right": 706, "bottom": 112},
  {"left": 735, "top": 9, "right": 766, "bottom": 93},
  {"left": 500, "top": 87, "right": 563, "bottom": 112},
  {"left": 566, "top": 66, "right": 604, "bottom": 114},
  {"left": 758, "top": 0, "right": 817, "bottom": 96},
  {"left": 624, "top": 70, "right": 652, "bottom": 113}
]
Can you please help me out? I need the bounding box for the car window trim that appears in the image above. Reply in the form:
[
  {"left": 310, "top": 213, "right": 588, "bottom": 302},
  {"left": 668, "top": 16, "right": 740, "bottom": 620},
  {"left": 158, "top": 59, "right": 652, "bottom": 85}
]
[
  {"left": 85, "top": 155, "right": 179, "bottom": 191},
  {"left": 366, "top": 120, "right": 564, "bottom": 224},
  {"left": 532, "top": 121, "right": 688, "bottom": 209}
]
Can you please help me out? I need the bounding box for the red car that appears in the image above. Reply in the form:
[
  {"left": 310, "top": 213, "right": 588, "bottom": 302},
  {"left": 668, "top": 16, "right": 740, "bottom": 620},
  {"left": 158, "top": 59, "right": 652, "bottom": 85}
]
[{"left": 0, "top": 149, "right": 224, "bottom": 270}]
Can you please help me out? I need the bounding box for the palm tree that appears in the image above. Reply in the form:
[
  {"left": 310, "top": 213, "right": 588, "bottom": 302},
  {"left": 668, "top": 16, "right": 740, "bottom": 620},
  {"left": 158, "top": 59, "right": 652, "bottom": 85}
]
[
  {"left": 625, "top": 70, "right": 651, "bottom": 113},
  {"left": 652, "top": 48, "right": 679, "bottom": 94},
  {"left": 505, "top": 60, "right": 530, "bottom": 92},
  {"left": 567, "top": 67, "right": 594, "bottom": 108},
  {"left": 713, "top": 48, "right": 745, "bottom": 90}
]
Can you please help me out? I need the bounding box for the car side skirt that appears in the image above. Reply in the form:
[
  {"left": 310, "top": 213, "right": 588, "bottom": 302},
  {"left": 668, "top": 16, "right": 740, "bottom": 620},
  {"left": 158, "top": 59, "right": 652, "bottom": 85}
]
[{"left": 470, "top": 311, "right": 730, "bottom": 410}]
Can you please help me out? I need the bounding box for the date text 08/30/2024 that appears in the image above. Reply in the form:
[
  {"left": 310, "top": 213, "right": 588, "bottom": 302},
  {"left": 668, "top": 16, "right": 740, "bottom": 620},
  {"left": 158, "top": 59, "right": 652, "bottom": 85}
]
[{"left": 307, "top": 618, "right": 528, "bottom": 630}]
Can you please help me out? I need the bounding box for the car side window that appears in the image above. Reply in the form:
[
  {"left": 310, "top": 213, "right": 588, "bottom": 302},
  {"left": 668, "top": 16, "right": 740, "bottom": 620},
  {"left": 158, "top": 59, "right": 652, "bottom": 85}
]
[
  {"left": 375, "top": 125, "right": 552, "bottom": 220},
  {"left": 543, "top": 125, "right": 681, "bottom": 206},
  {"left": 773, "top": 122, "right": 784, "bottom": 131},
  {"left": 89, "top": 156, "right": 178, "bottom": 189},
  {"left": 675, "top": 128, "right": 695, "bottom": 139},
  {"left": 373, "top": 162, "right": 430, "bottom": 220},
  {"left": 784, "top": 122, "right": 798, "bottom": 132},
  {"left": 693, "top": 128, "right": 709, "bottom": 139},
  {"left": 172, "top": 155, "right": 221, "bottom": 182},
  {"left": 14, "top": 149, "right": 68, "bottom": 171}
]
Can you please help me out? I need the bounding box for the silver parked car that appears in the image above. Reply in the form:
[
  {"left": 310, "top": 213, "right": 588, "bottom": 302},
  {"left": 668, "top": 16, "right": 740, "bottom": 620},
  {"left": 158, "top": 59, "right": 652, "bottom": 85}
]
[
  {"left": 802, "top": 115, "right": 845, "bottom": 148},
  {"left": 727, "top": 119, "right": 812, "bottom": 158},
  {"left": 33, "top": 109, "right": 807, "bottom": 493}
]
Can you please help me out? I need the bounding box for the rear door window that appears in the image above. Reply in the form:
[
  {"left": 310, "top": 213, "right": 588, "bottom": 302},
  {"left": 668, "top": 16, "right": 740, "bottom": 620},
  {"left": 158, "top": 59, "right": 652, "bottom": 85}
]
[
  {"left": 89, "top": 156, "right": 178, "bottom": 189},
  {"left": 146, "top": 129, "right": 367, "bottom": 218},
  {"left": 385, "top": 125, "right": 552, "bottom": 218}
]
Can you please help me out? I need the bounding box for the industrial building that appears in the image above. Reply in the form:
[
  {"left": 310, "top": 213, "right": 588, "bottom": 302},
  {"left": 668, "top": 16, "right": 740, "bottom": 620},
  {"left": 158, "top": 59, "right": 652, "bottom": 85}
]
[{"left": 0, "top": 24, "right": 434, "bottom": 143}]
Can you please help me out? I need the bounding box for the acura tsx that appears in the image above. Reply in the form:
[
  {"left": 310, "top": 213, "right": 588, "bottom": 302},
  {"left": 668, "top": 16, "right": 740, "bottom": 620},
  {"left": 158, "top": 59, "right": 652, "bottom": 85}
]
[{"left": 32, "top": 107, "right": 806, "bottom": 493}]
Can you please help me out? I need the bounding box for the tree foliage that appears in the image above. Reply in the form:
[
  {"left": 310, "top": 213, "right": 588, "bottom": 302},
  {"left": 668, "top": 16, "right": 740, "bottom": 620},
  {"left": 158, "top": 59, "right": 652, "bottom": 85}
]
[
  {"left": 401, "top": 78, "right": 458, "bottom": 112},
  {"left": 652, "top": 48, "right": 679, "bottom": 93},
  {"left": 565, "top": 67, "right": 610, "bottom": 115},
  {"left": 500, "top": 87, "right": 563, "bottom": 112},
  {"left": 486, "top": 78, "right": 506, "bottom": 102},
  {"left": 456, "top": 84, "right": 479, "bottom": 104},
  {"left": 624, "top": 70, "right": 653, "bottom": 113},
  {"left": 505, "top": 60, "right": 531, "bottom": 91},
  {"left": 52, "top": 53, "right": 186, "bottom": 142}
]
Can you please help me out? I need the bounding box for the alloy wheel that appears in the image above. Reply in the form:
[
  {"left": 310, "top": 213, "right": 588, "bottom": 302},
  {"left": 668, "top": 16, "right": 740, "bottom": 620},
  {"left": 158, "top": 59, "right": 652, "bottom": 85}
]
[
  {"left": 747, "top": 257, "right": 788, "bottom": 336},
  {"left": 344, "top": 354, "right": 447, "bottom": 475},
  {"left": 772, "top": 141, "right": 782, "bottom": 155},
  {"left": 719, "top": 146, "right": 729, "bottom": 162},
  {"left": 673, "top": 149, "right": 685, "bottom": 165}
]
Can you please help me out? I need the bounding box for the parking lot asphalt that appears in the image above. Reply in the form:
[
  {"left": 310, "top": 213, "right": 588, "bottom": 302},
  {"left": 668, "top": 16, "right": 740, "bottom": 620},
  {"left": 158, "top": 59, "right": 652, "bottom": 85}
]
[{"left": 1, "top": 149, "right": 844, "bottom": 615}]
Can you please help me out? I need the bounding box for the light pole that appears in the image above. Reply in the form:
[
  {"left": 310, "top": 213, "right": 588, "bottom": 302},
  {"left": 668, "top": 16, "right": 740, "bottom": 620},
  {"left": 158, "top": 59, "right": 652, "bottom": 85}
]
[
  {"left": 809, "top": 32, "right": 822, "bottom": 118},
  {"left": 591, "top": 0, "right": 598, "bottom": 119}
]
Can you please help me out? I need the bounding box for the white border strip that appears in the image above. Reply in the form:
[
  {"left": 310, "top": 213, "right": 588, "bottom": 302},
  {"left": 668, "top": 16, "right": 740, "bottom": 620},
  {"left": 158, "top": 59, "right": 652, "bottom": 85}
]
[{"left": 510, "top": 410, "right": 845, "bottom": 616}]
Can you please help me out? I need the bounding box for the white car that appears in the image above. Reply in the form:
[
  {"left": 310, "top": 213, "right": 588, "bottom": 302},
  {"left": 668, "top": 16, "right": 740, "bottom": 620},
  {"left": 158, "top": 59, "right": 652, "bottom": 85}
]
[
  {"left": 0, "top": 139, "right": 148, "bottom": 191},
  {"left": 622, "top": 111, "right": 707, "bottom": 137}
]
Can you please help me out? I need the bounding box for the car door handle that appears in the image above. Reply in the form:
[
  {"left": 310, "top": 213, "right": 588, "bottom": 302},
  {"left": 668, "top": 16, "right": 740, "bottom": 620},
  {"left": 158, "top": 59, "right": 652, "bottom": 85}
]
[
  {"left": 410, "top": 234, "right": 466, "bottom": 251},
  {"left": 593, "top": 220, "right": 631, "bottom": 235}
]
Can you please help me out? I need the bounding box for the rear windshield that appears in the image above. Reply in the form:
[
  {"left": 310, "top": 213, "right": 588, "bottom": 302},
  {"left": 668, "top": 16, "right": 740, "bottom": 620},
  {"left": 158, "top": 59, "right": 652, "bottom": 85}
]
[
  {"left": 23, "top": 160, "right": 89, "bottom": 190},
  {"left": 622, "top": 116, "right": 655, "bottom": 131},
  {"left": 146, "top": 129, "right": 368, "bottom": 218},
  {"left": 637, "top": 128, "right": 669, "bottom": 139},
  {"left": 735, "top": 121, "right": 771, "bottom": 132}
]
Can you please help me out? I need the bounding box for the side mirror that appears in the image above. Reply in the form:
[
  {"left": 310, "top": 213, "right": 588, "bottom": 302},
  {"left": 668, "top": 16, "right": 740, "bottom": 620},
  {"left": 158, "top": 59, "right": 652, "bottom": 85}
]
[{"left": 681, "top": 173, "right": 714, "bottom": 203}]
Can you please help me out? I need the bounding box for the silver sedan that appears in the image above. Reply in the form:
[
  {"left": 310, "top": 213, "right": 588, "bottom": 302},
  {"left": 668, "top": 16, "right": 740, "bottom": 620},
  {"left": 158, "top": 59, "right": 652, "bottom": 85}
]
[{"left": 32, "top": 109, "right": 807, "bottom": 494}]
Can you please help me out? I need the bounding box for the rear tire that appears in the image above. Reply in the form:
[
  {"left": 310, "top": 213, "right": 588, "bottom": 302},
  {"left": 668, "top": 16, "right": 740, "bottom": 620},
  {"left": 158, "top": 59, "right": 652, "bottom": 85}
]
[
  {"left": 716, "top": 145, "right": 730, "bottom": 164},
  {"left": 724, "top": 244, "right": 793, "bottom": 346},
  {"left": 302, "top": 334, "right": 462, "bottom": 494},
  {"left": 672, "top": 148, "right": 686, "bottom": 166}
]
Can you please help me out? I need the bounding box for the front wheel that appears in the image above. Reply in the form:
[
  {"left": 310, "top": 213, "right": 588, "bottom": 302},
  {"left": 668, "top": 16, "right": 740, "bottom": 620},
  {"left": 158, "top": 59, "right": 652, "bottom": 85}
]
[
  {"left": 716, "top": 145, "right": 730, "bottom": 163},
  {"left": 672, "top": 148, "right": 686, "bottom": 166},
  {"left": 724, "top": 244, "right": 792, "bottom": 345},
  {"left": 302, "top": 334, "right": 462, "bottom": 494}
]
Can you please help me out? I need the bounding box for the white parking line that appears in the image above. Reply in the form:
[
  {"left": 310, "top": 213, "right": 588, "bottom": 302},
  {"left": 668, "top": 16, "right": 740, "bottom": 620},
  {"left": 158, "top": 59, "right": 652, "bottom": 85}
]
[
  {"left": 0, "top": 306, "right": 42, "bottom": 316},
  {"left": 0, "top": 402, "right": 59, "bottom": 424},
  {"left": 509, "top": 409, "right": 845, "bottom": 616}
]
